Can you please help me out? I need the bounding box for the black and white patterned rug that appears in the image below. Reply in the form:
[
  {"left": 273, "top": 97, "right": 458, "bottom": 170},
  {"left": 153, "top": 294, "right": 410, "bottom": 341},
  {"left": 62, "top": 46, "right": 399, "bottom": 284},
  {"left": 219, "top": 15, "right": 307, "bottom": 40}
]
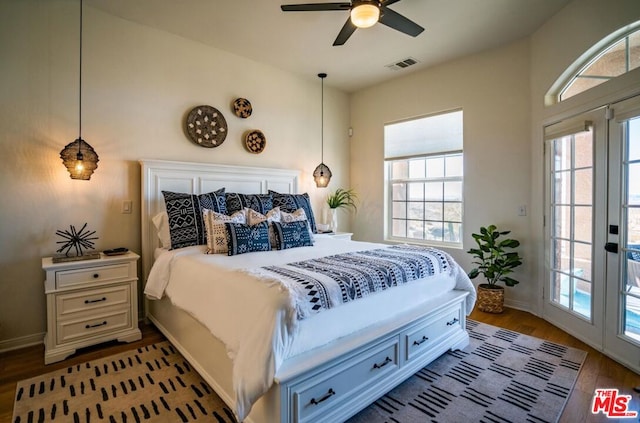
[{"left": 12, "top": 320, "right": 586, "bottom": 423}]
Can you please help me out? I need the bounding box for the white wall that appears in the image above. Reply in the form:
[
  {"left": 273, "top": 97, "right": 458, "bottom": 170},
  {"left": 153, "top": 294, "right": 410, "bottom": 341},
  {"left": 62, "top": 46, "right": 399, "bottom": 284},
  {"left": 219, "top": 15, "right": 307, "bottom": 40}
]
[
  {"left": 0, "top": 2, "right": 350, "bottom": 348},
  {"left": 350, "top": 39, "right": 533, "bottom": 310}
]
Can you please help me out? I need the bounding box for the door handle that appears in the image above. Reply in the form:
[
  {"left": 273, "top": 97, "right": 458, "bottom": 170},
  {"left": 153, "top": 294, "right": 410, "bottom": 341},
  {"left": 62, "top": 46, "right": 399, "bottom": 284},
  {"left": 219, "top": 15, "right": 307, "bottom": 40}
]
[{"left": 604, "top": 242, "right": 618, "bottom": 253}]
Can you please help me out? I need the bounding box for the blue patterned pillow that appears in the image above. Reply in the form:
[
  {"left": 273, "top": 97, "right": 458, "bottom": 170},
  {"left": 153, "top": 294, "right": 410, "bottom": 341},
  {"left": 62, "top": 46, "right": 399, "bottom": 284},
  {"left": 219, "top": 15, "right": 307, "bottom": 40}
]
[
  {"left": 269, "top": 191, "right": 317, "bottom": 234},
  {"left": 272, "top": 221, "right": 313, "bottom": 250},
  {"left": 225, "top": 221, "right": 271, "bottom": 255},
  {"left": 225, "top": 193, "right": 273, "bottom": 215},
  {"left": 162, "top": 188, "right": 227, "bottom": 249}
]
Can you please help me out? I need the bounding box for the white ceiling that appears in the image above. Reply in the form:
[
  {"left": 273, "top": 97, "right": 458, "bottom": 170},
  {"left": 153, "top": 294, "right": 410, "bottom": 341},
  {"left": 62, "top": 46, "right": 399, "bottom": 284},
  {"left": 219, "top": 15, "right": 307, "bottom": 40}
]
[{"left": 86, "top": 0, "right": 572, "bottom": 93}]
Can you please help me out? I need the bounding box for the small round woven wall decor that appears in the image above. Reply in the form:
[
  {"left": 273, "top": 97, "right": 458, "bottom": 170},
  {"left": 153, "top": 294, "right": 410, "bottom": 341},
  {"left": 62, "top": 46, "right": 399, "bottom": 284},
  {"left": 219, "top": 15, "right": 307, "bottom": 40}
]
[
  {"left": 185, "top": 105, "right": 227, "bottom": 148},
  {"left": 232, "top": 98, "right": 252, "bottom": 118},
  {"left": 245, "top": 130, "right": 266, "bottom": 154}
]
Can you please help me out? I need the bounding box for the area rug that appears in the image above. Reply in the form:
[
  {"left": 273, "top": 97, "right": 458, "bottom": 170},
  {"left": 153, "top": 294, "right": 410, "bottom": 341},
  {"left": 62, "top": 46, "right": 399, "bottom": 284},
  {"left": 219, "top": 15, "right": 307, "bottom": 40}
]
[{"left": 12, "top": 320, "right": 586, "bottom": 423}]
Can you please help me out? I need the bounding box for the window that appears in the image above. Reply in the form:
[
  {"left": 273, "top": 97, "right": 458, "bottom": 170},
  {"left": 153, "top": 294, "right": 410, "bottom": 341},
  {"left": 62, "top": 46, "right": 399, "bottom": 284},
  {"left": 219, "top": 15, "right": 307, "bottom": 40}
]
[
  {"left": 554, "top": 26, "right": 640, "bottom": 103},
  {"left": 384, "top": 110, "right": 463, "bottom": 247}
]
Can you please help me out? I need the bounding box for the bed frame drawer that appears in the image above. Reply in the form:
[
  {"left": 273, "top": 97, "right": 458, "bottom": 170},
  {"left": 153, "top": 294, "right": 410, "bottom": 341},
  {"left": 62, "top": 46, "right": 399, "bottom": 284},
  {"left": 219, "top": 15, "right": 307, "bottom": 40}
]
[
  {"left": 404, "top": 305, "right": 462, "bottom": 361},
  {"left": 292, "top": 339, "right": 399, "bottom": 423}
]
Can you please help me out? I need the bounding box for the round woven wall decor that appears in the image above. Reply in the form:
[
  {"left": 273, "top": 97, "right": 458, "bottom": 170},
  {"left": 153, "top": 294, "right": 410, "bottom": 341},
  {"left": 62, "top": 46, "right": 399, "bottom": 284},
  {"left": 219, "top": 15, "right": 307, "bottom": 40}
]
[
  {"left": 232, "top": 98, "right": 252, "bottom": 118},
  {"left": 185, "top": 105, "right": 227, "bottom": 148},
  {"left": 245, "top": 130, "right": 266, "bottom": 154}
]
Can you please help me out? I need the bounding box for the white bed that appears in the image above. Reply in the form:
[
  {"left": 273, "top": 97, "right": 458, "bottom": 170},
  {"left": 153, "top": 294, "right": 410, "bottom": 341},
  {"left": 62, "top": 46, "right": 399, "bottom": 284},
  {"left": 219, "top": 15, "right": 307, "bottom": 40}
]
[{"left": 140, "top": 159, "right": 476, "bottom": 423}]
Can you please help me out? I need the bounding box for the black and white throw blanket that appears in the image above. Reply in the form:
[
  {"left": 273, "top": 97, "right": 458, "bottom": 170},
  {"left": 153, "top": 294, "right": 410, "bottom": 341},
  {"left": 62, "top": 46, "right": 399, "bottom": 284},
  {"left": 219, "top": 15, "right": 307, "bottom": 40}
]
[{"left": 253, "top": 245, "right": 457, "bottom": 320}]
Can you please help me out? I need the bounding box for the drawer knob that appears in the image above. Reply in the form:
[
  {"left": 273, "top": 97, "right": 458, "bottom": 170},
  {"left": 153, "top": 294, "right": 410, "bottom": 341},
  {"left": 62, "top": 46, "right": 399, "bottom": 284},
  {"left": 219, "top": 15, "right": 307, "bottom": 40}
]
[
  {"left": 372, "top": 356, "right": 392, "bottom": 369},
  {"left": 446, "top": 318, "right": 459, "bottom": 326},
  {"left": 413, "top": 335, "right": 429, "bottom": 346},
  {"left": 93, "top": 273, "right": 99, "bottom": 279},
  {"left": 310, "top": 388, "right": 335, "bottom": 405},
  {"left": 85, "top": 321, "right": 107, "bottom": 329},
  {"left": 84, "top": 297, "right": 107, "bottom": 304}
]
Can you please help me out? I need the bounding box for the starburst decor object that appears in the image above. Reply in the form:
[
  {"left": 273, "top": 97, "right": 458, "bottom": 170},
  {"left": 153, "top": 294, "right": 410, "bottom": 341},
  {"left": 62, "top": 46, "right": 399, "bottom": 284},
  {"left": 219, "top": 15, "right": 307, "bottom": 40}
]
[{"left": 54, "top": 223, "right": 99, "bottom": 261}]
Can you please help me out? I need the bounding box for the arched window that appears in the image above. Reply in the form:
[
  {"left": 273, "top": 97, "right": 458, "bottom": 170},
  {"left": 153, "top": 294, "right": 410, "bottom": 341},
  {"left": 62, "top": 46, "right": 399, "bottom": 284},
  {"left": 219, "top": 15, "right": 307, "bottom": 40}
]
[{"left": 548, "top": 24, "right": 640, "bottom": 104}]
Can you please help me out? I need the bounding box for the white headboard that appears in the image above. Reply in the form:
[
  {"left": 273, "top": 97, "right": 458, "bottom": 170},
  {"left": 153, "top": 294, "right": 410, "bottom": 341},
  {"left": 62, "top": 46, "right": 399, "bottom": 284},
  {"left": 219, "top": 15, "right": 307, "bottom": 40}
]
[{"left": 139, "top": 159, "right": 300, "bottom": 283}]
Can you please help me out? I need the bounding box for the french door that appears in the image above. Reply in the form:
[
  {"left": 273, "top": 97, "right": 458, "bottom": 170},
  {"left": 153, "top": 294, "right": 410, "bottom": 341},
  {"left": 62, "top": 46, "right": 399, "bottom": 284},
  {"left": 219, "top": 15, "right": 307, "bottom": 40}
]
[
  {"left": 604, "top": 96, "right": 640, "bottom": 369},
  {"left": 544, "top": 96, "right": 640, "bottom": 373},
  {"left": 544, "top": 108, "right": 607, "bottom": 348}
]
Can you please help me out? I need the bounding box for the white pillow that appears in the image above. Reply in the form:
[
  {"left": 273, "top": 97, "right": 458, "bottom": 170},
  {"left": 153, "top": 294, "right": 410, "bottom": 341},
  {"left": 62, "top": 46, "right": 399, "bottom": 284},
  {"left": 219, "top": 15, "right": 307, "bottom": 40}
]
[
  {"left": 152, "top": 212, "right": 171, "bottom": 249},
  {"left": 203, "top": 208, "right": 246, "bottom": 254}
]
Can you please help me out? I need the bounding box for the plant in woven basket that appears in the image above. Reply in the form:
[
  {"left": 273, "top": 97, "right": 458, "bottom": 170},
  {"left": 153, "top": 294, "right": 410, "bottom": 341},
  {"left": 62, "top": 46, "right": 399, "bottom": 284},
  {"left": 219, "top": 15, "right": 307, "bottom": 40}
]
[{"left": 467, "top": 225, "right": 523, "bottom": 313}]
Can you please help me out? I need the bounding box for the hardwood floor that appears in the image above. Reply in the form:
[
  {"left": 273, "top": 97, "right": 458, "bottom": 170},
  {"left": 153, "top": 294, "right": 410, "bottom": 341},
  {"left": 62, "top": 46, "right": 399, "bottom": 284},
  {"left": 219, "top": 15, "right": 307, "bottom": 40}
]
[{"left": 1, "top": 310, "right": 639, "bottom": 422}]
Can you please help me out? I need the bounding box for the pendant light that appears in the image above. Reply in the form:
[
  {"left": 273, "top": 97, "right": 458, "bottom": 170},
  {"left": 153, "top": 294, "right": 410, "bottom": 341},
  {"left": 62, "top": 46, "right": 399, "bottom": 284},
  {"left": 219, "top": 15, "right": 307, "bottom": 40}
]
[
  {"left": 60, "top": 0, "right": 99, "bottom": 180},
  {"left": 313, "top": 73, "right": 332, "bottom": 188}
]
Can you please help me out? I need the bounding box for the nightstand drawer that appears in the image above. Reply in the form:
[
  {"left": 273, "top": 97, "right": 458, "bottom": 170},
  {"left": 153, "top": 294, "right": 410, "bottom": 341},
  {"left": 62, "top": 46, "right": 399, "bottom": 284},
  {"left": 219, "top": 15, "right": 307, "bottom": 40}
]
[
  {"left": 56, "top": 284, "right": 130, "bottom": 318},
  {"left": 56, "top": 263, "right": 131, "bottom": 289},
  {"left": 56, "top": 309, "right": 131, "bottom": 344}
]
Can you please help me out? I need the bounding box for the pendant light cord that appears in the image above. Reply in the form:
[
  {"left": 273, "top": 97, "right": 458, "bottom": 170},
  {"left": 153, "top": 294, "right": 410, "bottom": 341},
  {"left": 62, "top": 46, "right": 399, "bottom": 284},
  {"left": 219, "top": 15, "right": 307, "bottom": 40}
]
[
  {"left": 78, "top": 0, "right": 83, "bottom": 143},
  {"left": 321, "top": 76, "right": 324, "bottom": 163}
]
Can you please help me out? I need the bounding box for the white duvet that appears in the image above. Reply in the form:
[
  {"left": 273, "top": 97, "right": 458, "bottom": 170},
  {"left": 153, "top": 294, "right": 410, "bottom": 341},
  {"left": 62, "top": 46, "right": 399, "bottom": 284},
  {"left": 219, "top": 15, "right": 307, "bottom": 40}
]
[{"left": 144, "top": 238, "right": 476, "bottom": 421}]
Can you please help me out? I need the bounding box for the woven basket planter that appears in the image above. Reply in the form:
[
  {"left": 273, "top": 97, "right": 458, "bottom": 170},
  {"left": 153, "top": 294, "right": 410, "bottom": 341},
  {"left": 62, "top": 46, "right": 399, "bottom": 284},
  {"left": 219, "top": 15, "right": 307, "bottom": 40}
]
[{"left": 476, "top": 284, "right": 504, "bottom": 313}]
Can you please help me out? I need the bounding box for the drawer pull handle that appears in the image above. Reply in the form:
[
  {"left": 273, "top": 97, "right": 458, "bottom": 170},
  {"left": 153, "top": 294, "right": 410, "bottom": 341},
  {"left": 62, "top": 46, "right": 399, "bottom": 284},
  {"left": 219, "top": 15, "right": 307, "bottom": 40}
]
[
  {"left": 373, "top": 356, "right": 392, "bottom": 369},
  {"left": 413, "top": 336, "right": 429, "bottom": 346},
  {"left": 446, "top": 318, "right": 459, "bottom": 326},
  {"left": 93, "top": 274, "right": 100, "bottom": 279},
  {"left": 84, "top": 297, "right": 107, "bottom": 304},
  {"left": 85, "top": 321, "right": 107, "bottom": 329},
  {"left": 310, "top": 388, "right": 335, "bottom": 405}
]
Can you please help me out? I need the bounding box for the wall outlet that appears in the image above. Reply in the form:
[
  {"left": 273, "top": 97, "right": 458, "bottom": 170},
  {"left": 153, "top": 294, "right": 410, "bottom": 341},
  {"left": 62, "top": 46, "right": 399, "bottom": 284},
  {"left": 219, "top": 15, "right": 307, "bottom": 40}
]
[
  {"left": 518, "top": 205, "right": 527, "bottom": 216},
  {"left": 122, "top": 200, "right": 132, "bottom": 214}
]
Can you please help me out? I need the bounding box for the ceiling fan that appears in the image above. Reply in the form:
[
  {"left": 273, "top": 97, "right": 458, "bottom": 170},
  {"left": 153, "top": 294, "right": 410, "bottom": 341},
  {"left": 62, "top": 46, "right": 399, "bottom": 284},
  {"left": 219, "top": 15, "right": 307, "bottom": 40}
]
[{"left": 280, "top": 0, "right": 424, "bottom": 46}]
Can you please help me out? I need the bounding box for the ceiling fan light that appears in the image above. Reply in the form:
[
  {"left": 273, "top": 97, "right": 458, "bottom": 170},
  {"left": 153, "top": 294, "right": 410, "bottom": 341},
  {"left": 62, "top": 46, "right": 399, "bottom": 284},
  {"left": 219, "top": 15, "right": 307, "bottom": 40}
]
[{"left": 350, "top": 4, "right": 379, "bottom": 28}]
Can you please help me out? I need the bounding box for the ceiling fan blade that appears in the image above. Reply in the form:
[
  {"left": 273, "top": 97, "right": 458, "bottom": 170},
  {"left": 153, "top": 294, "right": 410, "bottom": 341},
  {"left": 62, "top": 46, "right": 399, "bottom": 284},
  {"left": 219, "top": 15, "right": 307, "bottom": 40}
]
[
  {"left": 381, "top": 0, "right": 402, "bottom": 6},
  {"left": 379, "top": 6, "right": 424, "bottom": 37},
  {"left": 281, "top": 2, "right": 351, "bottom": 12},
  {"left": 333, "top": 17, "right": 357, "bottom": 46}
]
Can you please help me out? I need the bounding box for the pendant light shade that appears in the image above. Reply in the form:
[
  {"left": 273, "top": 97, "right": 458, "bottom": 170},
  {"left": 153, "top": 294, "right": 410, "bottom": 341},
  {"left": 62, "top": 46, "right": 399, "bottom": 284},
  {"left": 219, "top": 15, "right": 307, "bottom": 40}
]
[
  {"left": 61, "top": 0, "right": 98, "bottom": 180},
  {"left": 314, "top": 73, "right": 332, "bottom": 188},
  {"left": 313, "top": 163, "right": 332, "bottom": 188},
  {"left": 60, "top": 138, "right": 99, "bottom": 180}
]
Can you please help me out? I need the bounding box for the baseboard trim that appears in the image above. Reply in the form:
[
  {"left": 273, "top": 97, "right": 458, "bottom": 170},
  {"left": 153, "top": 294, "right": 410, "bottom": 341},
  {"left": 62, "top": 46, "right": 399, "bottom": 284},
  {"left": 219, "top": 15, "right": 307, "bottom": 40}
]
[
  {"left": 0, "top": 332, "right": 44, "bottom": 354},
  {"left": 504, "top": 299, "right": 536, "bottom": 315}
]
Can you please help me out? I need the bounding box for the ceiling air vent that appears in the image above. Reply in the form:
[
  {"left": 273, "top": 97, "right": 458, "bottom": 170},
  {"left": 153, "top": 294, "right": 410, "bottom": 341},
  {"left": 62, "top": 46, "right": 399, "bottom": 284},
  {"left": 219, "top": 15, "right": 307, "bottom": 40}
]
[{"left": 385, "top": 57, "right": 419, "bottom": 71}]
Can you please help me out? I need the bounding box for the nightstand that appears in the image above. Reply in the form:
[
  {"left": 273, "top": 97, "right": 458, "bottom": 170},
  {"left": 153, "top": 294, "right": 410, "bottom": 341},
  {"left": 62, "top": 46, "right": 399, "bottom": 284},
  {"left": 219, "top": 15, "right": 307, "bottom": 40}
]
[
  {"left": 42, "top": 252, "right": 142, "bottom": 364},
  {"left": 315, "top": 232, "right": 353, "bottom": 240}
]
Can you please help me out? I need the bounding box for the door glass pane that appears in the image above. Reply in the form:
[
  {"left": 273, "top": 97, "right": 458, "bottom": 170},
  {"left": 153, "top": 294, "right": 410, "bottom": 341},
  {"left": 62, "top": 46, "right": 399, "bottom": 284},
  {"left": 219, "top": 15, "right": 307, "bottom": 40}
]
[
  {"left": 554, "top": 205, "right": 571, "bottom": 239},
  {"left": 629, "top": 163, "right": 640, "bottom": 205},
  {"left": 624, "top": 116, "right": 640, "bottom": 341},
  {"left": 555, "top": 171, "right": 572, "bottom": 204},
  {"left": 574, "top": 206, "right": 593, "bottom": 243},
  {"left": 550, "top": 131, "right": 594, "bottom": 319},
  {"left": 574, "top": 168, "right": 593, "bottom": 204}
]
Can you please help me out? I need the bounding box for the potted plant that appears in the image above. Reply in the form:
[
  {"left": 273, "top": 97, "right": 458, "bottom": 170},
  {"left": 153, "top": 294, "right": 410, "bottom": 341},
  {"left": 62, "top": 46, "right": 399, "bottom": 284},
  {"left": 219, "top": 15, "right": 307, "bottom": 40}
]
[
  {"left": 326, "top": 188, "right": 358, "bottom": 232},
  {"left": 467, "top": 225, "right": 523, "bottom": 313}
]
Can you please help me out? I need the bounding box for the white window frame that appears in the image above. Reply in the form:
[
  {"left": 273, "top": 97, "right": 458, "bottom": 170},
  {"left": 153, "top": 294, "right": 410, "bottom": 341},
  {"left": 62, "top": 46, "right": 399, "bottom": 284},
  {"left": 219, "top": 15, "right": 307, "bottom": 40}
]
[{"left": 384, "top": 110, "right": 464, "bottom": 248}]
